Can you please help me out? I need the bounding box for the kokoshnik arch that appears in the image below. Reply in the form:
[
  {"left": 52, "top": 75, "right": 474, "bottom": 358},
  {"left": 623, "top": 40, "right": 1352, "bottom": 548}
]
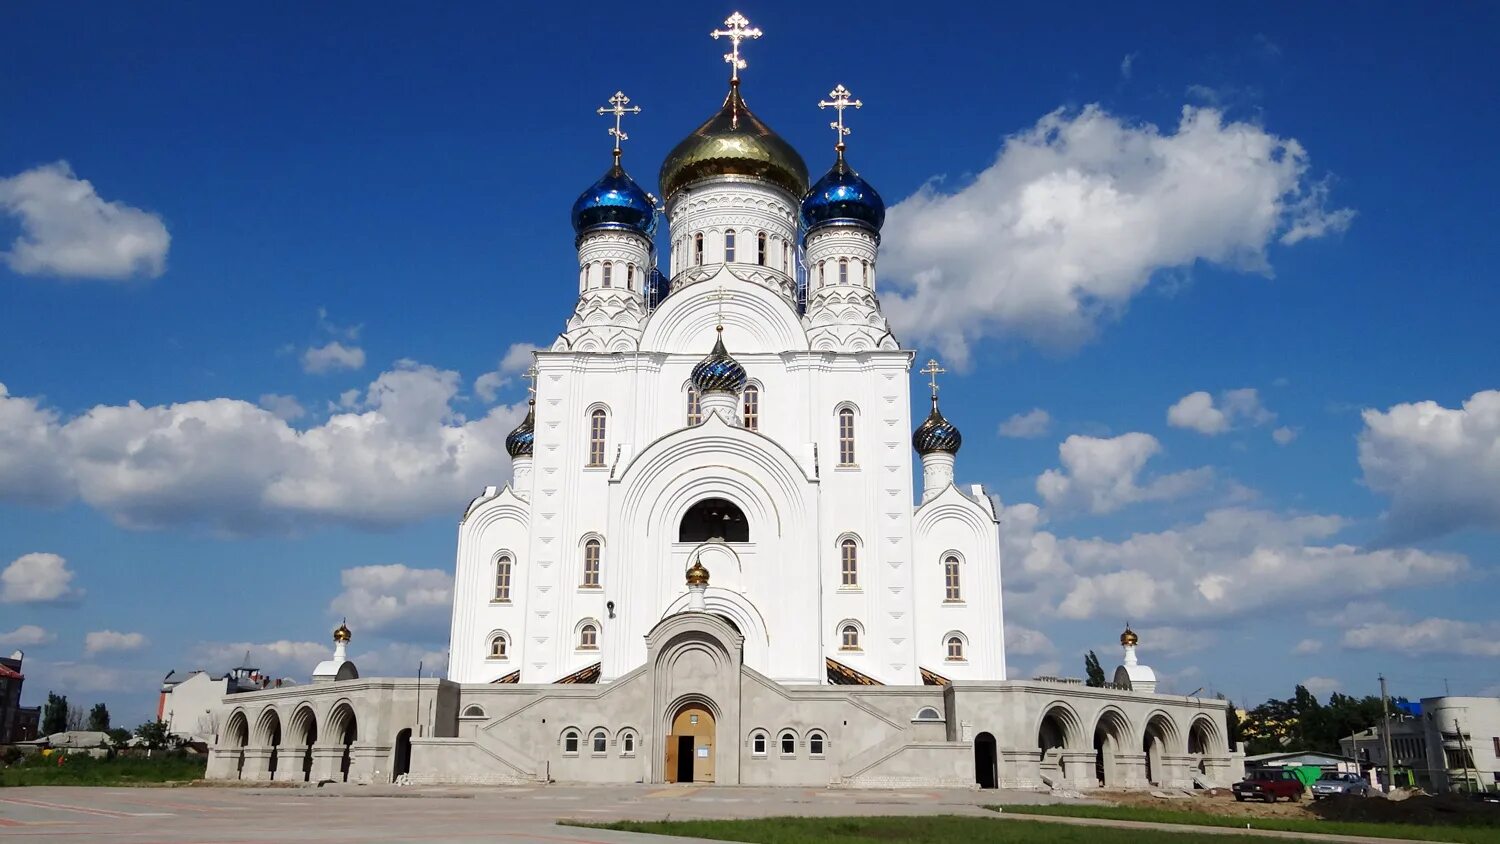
[{"left": 206, "top": 12, "right": 1243, "bottom": 790}]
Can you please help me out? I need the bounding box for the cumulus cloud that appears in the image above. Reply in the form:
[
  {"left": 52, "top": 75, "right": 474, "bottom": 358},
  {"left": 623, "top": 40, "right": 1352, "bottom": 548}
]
[
  {"left": 328, "top": 564, "right": 453, "bottom": 639},
  {"left": 1301, "top": 676, "right": 1341, "bottom": 698},
  {"left": 0, "top": 362, "right": 525, "bottom": 534},
  {"left": 998, "top": 408, "right": 1052, "bottom": 439},
  {"left": 1272, "top": 426, "right": 1298, "bottom": 446},
  {"left": 1135, "top": 626, "right": 1213, "bottom": 658},
  {"left": 84, "top": 630, "right": 148, "bottom": 655},
  {"left": 1343, "top": 617, "right": 1500, "bottom": 658},
  {"left": 1292, "top": 638, "right": 1322, "bottom": 655},
  {"left": 1, "top": 553, "right": 82, "bottom": 604},
  {"left": 0, "top": 161, "right": 170, "bottom": 280},
  {"left": 1037, "top": 432, "right": 1212, "bottom": 513},
  {"left": 302, "top": 341, "right": 365, "bottom": 374},
  {"left": 0, "top": 383, "right": 75, "bottom": 507},
  {"left": 1167, "top": 388, "right": 1275, "bottom": 435},
  {"left": 1003, "top": 623, "right": 1056, "bottom": 656},
  {"left": 0, "top": 625, "right": 56, "bottom": 647},
  {"left": 879, "top": 105, "right": 1353, "bottom": 363},
  {"left": 1358, "top": 390, "right": 1500, "bottom": 541},
  {"left": 475, "top": 342, "right": 541, "bottom": 403},
  {"left": 257, "top": 393, "right": 306, "bottom": 422}
]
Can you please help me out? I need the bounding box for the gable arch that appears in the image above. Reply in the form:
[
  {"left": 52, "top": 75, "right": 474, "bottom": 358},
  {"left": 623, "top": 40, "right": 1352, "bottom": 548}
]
[{"left": 641, "top": 274, "right": 808, "bottom": 354}]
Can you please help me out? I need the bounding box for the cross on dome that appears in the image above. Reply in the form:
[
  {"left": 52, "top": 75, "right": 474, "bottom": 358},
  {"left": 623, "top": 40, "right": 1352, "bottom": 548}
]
[
  {"left": 710, "top": 283, "right": 731, "bottom": 330},
  {"left": 711, "top": 12, "right": 762, "bottom": 85},
  {"left": 919, "top": 359, "right": 945, "bottom": 402},
  {"left": 523, "top": 363, "right": 538, "bottom": 401},
  {"left": 596, "top": 91, "right": 641, "bottom": 162},
  {"left": 819, "top": 84, "right": 863, "bottom": 159}
]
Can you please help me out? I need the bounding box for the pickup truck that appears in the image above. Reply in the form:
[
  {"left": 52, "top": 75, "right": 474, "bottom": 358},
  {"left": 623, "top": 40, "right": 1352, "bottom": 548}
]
[
  {"left": 1311, "top": 772, "right": 1371, "bottom": 799},
  {"left": 1232, "top": 769, "right": 1305, "bottom": 802}
]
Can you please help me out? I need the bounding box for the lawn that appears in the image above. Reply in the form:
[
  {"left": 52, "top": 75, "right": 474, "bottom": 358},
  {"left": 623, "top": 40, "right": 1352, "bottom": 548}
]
[
  {"left": 574, "top": 815, "right": 1326, "bottom": 842},
  {"left": 994, "top": 804, "right": 1500, "bottom": 844},
  {"left": 0, "top": 753, "right": 206, "bottom": 787}
]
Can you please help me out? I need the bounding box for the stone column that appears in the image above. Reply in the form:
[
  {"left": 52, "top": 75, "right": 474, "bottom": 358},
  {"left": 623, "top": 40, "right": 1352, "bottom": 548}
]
[
  {"left": 1060, "top": 750, "right": 1097, "bottom": 790},
  {"left": 999, "top": 748, "right": 1040, "bottom": 789},
  {"left": 310, "top": 745, "right": 344, "bottom": 783},
  {"left": 240, "top": 747, "right": 273, "bottom": 781},
  {"left": 1115, "top": 751, "right": 1150, "bottom": 788},
  {"left": 350, "top": 744, "right": 389, "bottom": 785}
]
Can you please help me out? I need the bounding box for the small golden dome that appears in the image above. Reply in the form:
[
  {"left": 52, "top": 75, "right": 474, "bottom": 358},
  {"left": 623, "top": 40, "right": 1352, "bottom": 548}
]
[
  {"left": 685, "top": 560, "right": 711, "bottom": 586},
  {"left": 1120, "top": 625, "right": 1138, "bottom": 647},
  {"left": 333, "top": 621, "right": 352, "bottom": 643}
]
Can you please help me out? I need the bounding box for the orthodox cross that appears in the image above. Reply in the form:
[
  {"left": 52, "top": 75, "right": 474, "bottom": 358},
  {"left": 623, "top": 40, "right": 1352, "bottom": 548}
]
[
  {"left": 920, "top": 359, "right": 945, "bottom": 401},
  {"left": 711, "top": 12, "right": 762, "bottom": 84},
  {"left": 819, "top": 84, "right": 862, "bottom": 159},
  {"left": 524, "top": 364, "right": 538, "bottom": 401},
  {"left": 596, "top": 91, "right": 641, "bottom": 162},
  {"left": 711, "top": 284, "right": 731, "bottom": 330}
]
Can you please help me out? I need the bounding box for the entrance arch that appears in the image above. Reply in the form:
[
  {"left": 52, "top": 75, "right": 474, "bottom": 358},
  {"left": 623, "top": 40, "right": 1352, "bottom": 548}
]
[
  {"left": 1143, "top": 712, "right": 1179, "bottom": 787},
  {"left": 223, "top": 710, "right": 249, "bottom": 780},
  {"left": 1037, "top": 703, "right": 1082, "bottom": 783},
  {"left": 328, "top": 703, "right": 357, "bottom": 783},
  {"left": 974, "top": 731, "right": 998, "bottom": 789},
  {"left": 254, "top": 709, "right": 282, "bottom": 780},
  {"left": 665, "top": 701, "right": 716, "bottom": 783},
  {"left": 391, "top": 728, "right": 412, "bottom": 782},
  {"left": 289, "top": 706, "right": 317, "bottom": 782},
  {"left": 1093, "top": 708, "right": 1131, "bottom": 787}
]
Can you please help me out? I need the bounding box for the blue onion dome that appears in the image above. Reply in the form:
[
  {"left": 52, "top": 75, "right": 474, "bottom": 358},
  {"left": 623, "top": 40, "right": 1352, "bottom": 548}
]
[
  {"left": 690, "top": 327, "right": 748, "bottom": 395},
  {"left": 571, "top": 158, "right": 657, "bottom": 240},
  {"left": 912, "top": 397, "right": 962, "bottom": 456},
  {"left": 801, "top": 156, "right": 885, "bottom": 236},
  {"left": 659, "top": 83, "right": 809, "bottom": 202},
  {"left": 505, "top": 401, "right": 535, "bottom": 458}
]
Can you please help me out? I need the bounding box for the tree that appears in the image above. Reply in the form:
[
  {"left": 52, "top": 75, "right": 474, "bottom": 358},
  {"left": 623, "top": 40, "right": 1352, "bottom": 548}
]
[
  {"left": 66, "top": 703, "right": 85, "bottom": 732},
  {"left": 1083, "top": 651, "right": 1106, "bottom": 687},
  {"left": 107, "top": 727, "right": 132, "bottom": 745},
  {"left": 134, "top": 720, "right": 172, "bottom": 750},
  {"left": 42, "top": 692, "right": 68, "bottom": 736},
  {"left": 87, "top": 703, "right": 110, "bottom": 733}
]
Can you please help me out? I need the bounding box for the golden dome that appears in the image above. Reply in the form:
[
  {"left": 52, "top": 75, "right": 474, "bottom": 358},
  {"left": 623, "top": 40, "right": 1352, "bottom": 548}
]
[
  {"left": 658, "top": 83, "right": 809, "bottom": 202},
  {"left": 1120, "top": 626, "right": 1138, "bottom": 647},
  {"left": 333, "top": 621, "right": 352, "bottom": 643},
  {"left": 685, "top": 559, "right": 711, "bottom": 586}
]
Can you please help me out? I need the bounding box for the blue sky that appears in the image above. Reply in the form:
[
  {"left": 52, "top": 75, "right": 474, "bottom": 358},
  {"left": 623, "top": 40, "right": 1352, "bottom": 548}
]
[{"left": 1, "top": 2, "right": 1497, "bottom": 726}]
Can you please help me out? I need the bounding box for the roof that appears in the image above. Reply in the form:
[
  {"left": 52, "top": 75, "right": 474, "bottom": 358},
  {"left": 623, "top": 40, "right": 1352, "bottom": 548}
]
[
  {"left": 0, "top": 664, "right": 22, "bottom": 680},
  {"left": 920, "top": 667, "right": 950, "bottom": 686},
  {"left": 1244, "top": 750, "right": 1356, "bottom": 765},
  {"left": 491, "top": 670, "right": 520, "bottom": 684},
  {"left": 45, "top": 730, "right": 114, "bottom": 748},
  {"left": 554, "top": 662, "right": 601, "bottom": 684},
  {"left": 826, "top": 657, "right": 882, "bottom": 686}
]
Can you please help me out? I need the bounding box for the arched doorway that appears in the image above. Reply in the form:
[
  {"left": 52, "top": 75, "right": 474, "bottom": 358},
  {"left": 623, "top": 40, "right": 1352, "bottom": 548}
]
[
  {"left": 1093, "top": 709, "right": 1130, "bottom": 788},
  {"left": 1143, "top": 713, "right": 1178, "bottom": 787},
  {"left": 678, "top": 498, "right": 749, "bottom": 542},
  {"left": 255, "top": 709, "right": 282, "bottom": 780},
  {"left": 974, "top": 732, "right": 998, "bottom": 789},
  {"left": 1188, "top": 717, "right": 1218, "bottom": 779},
  {"left": 665, "top": 703, "right": 716, "bottom": 783},
  {"left": 223, "top": 711, "right": 248, "bottom": 780},
  {"left": 289, "top": 706, "right": 317, "bottom": 782},
  {"left": 391, "top": 728, "right": 412, "bottom": 782},
  {"left": 329, "top": 703, "right": 357, "bottom": 783},
  {"left": 1038, "top": 705, "right": 1078, "bottom": 782}
]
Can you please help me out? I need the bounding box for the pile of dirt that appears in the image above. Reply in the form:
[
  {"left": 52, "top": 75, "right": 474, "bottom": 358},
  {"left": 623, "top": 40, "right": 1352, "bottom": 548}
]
[{"left": 1312, "top": 792, "right": 1500, "bottom": 827}]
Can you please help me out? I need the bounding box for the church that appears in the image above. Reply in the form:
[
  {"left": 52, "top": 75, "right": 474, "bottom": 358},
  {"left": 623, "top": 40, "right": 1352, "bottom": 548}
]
[{"left": 206, "top": 13, "right": 1242, "bottom": 790}]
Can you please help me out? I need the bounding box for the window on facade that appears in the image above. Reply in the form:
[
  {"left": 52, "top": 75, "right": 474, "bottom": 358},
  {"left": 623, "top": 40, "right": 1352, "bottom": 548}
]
[
  {"left": 495, "top": 555, "right": 512, "bottom": 601},
  {"left": 838, "top": 408, "right": 856, "bottom": 465},
  {"left": 809, "top": 732, "right": 825, "bottom": 756},
  {"left": 686, "top": 388, "right": 702, "bottom": 425},
  {"left": 602, "top": 261, "right": 612, "bottom": 288},
  {"left": 784, "top": 242, "right": 791, "bottom": 271},
  {"left": 579, "top": 623, "right": 599, "bottom": 650},
  {"left": 694, "top": 232, "right": 704, "bottom": 266},
  {"left": 944, "top": 555, "right": 961, "bottom": 602},
  {"left": 915, "top": 707, "right": 942, "bottom": 721},
  {"left": 838, "top": 258, "right": 849, "bottom": 284},
  {"left": 742, "top": 384, "right": 759, "bottom": 430},
  {"left": 946, "top": 636, "right": 965, "bottom": 661},
  {"left": 587, "top": 409, "right": 607, "bottom": 467},
  {"left": 490, "top": 634, "right": 508, "bottom": 658},
  {"left": 592, "top": 730, "right": 607, "bottom": 754},
  {"left": 862, "top": 260, "right": 870, "bottom": 286},
  {"left": 627, "top": 263, "right": 635, "bottom": 291},
  {"left": 752, "top": 732, "right": 767, "bottom": 756},
  {"left": 724, "top": 229, "right": 736, "bottom": 262},
  {"left": 840, "top": 539, "right": 858, "bottom": 587},
  {"left": 819, "top": 261, "right": 826, "bottom": 286},
  {"left": 462, "top": 705, "right": 486, "bottom": 718},
  {"left": 582, "top": 539, "right": 601, "bottom": 587},
  {"left": 780, "top": 731, "right": 796, "bottom": 756},
  {"left": 678, "top": 497, "right": 750, "bottom": 542},
  {"left": 622, "top": 732, "right": 636, "bottom": 755},
  {"left": 840, "top": 624, "right": 860, "bottom": 651},
  {"left": 757, "top": 231, "right": 767, "bottom": 265},
  {"left": 563, "top": 730, "right": 579, "bottom": 754}
]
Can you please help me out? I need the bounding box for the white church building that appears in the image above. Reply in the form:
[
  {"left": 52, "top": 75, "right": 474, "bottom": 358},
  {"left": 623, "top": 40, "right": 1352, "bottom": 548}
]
[{"left": 207, "top": 13, "right": 1242, "bottom": 790}]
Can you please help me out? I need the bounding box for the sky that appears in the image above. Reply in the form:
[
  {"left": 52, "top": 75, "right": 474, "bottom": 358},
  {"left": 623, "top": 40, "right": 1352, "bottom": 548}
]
[{"left": 1, "top": 1, "right": 1497, "bottom": 727}]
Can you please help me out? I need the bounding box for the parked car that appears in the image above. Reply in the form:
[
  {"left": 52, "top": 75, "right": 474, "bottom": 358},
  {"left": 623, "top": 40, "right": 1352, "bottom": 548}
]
[
  {"left": 1311, "top": 772, "right": 1371, "bottom": 799},
  {"left": 1232, "top": 769, "right": 1305, "bottom": 802}
]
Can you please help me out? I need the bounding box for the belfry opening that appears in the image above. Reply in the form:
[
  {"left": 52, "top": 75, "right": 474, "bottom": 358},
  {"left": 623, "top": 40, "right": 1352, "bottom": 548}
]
[{"left": 678, "top": 498, "right": 749, "bottom": 542}]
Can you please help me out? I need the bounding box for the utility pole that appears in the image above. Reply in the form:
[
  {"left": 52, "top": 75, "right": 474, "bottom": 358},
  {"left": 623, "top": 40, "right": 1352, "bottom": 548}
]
[{"left": 1379, "top": 674, "right": 1396, "bottom": 792}]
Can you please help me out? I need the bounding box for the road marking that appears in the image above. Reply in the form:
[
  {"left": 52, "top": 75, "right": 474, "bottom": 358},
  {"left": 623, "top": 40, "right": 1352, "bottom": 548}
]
[{"left": 0, "top": 796, "right": 140, "bottom": 818}]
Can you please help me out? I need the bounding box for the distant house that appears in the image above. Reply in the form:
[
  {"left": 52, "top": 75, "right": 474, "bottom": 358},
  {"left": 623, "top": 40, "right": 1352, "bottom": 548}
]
[{"left": 159, "top": 665, "right": 281, "bottom": 745}]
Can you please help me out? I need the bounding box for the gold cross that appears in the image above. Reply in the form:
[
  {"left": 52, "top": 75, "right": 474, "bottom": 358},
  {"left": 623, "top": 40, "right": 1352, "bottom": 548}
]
[
  {"left": 596, "top": 91, "right": 641, "bottom": 161},
  {"left": 710, "top": 284, "right": 731, "bottom": 329},
  {"left": 524, "top": 364, "right": 538, "bottom": 400},
  {"left": 919, "top": 359, "right": 945, "bottom": 400},
  {"left": 711, "top": 12, "right": 762, "bottom": 84},
  {"left": 818, "top": 84, "right": 862, "bottom": 158}
]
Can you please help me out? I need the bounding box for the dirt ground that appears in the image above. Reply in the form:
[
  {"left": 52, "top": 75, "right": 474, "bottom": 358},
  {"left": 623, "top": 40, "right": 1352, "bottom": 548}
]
[{"left": 1097, "top": 788, "right": 1500, "bottom": 827}]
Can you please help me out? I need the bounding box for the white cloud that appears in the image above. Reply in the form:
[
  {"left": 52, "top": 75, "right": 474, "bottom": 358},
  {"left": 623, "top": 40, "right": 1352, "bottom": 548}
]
[
  {"left": 0, "top": 553, "right": 82, "bottom": 604},
  {"left": 257, "top": 393, "right": 306, "bottom": 422},
  {"left": 302, "top": 341, "right": 366, "bottom": 374},
  {"left": 84, "top": 630, "right": 148, "bottom": 655},
  {"left": 1301, "top": 676, "right": 1341, "bottom": 698},
  {"left": 1358, "top": 390, "right": 1500, "bottom": 541},
  {"left": 0, "top": 161, "right": 170, "bottom": 280},
  {"left": 1037, "top": 432, "right": 1212, "bottom": 513},
  {"left": 0, "top": 382, "right": 75, "bottom": 507},
  {"left": 1120, "top": 53, "right": 1138, "bottom": 80},
  {"left": 0, "top": 625, "right": 56, "bottom": 647},
  {"left": 1135, "top": 626, "right": 1213, "bottom": 658},
  {"left": 26, "top": 660, "right": 159, "bottom": 694},
  {"left": 1343, "top": 617, "right": 1500, "bottom": 658},
  {"left": 328, "top": 564, "right": 452, "bottom": 639},
  {"left": 1003, "top": 623, "right": 1055, "bottom": 656},
  {"left": 475, "top": 342, "right": 541, "bottom": 403},
  {"left": 1292, "top": 638, "right": 1323, "bottom": 655},
  {"left": 879, "top": 105, "right": 1353, "bottom": 363},
  {"left": 1272, "top": 426, "right": 1298, "bottom": 446},
  {"left": 998, "top": 408, "right": 1052, "bottom": 439},
  {"left": 0, "top": 362, "right": 526, "bottom": 533},
  {"left": 1167, "top": 388, "right": 1275, "bottom": 435}
]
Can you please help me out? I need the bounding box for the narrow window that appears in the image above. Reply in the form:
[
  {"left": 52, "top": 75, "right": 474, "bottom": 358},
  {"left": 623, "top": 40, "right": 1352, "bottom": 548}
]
[
  {"left": 742, "top": 384, "right": 759, "bottom": 430},
  {"left": 724, "top": 229, "right": 736, "bottom": 262},
  {"left": 580, "top": 623, "right": 599, "bottom": 649},
  {"left": 780, "top": 732, "right": 796, "bottom": 756},
  {"left": 809, "top": 732, "right": 825, "bottom": 756},
  {"left": 862, "top": 260, "right": 870, "bottom": 286},
  {"left": 602, "top": 261, "right": 612, "bottom": 288},
  {"left": 757, "top": 231, "right": 767, "bottom": 265},
  {"left": 564, "top": 730, "right": 579, "bottom": 754},
  {"left": 495, "top": 555, "right": 512, "bottom": 601},
  {"left": 686, "top": 389, "right": 702, "bottom": 425},
  {"left": 947, "top": 636, "right": 965, "bottom": 661},
  {"left": 490, "top": 634, "right": 507, "bottom": 658},
  {"left": 592, "top": 730, "right": 607, "bottom": 754},
  {"left": 944, "top": 555, "right": 961, "bottom": 602},
  {"left": 623, "top": 733, "right": 635, "bottom": 754},
  {"left": 784, "top": 242, "right": 791, "bottom": 271},
  {"left": 840, "top": 624, "right": 860, "bottom": 651},
  {"left": 588, "top": 409, "right": 607, "bottom": 467},
  {"left": 840, "top": 539, "right": 858, "bottom": 587},
  {"left": 819, "top": 261, "right": 826, "bottom": 286},
  {"left": 627, "top": 263, "right": 635, "bottom": 291},
  {"left": 579, "top": 266, "right": 586, "bottom": 289},
  {"left": 752, "top": 732, "right": 767, "bottom": 756},
  {"left": 694, "top": 232, "right": 704, "bottom": 266},
  {"left": 582, "top": 539, "right": 601, "bottom": 587},
  {"left": 838, "top": 257, "right": 849, "bottom": 284},
  {"left": 838, "top": 408, "right": 856, "bottom": 465}
]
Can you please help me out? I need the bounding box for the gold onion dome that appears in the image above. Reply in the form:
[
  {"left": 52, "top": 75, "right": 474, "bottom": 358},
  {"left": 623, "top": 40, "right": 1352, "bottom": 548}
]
[
  {"left": 659, "top": 83, "right": 809, "bottom": 202},
  {"left": 1120, "top": 626, "right": 1138, "bottom": 647},
  {"left": 333, "top": 621, "right": 352, "bottom": 643},
  {"left": 686, "top": 559, "right": 711, "bottom": 586}
]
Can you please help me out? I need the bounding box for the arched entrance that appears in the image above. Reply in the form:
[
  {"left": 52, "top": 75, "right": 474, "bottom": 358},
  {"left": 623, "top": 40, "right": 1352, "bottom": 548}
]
[
  {"left": 1143, "top": 713, "right": 1178, "bottom": 787},
  {"left": 1038, "top": 704, "right": 1079, "bottom": 782},
  {"left": 974, "top": 732, "right": 998, "bottom": 789},
  {"left": 1188, "top": 716, "right": 1218, "bottom": 779},
  {"left": 289, "top": 706, "right": 317, "bottom": 782},
  {"left": 329, "top": 703, "right": 357, "bottom": 783},
  {"left": 223, "top": 711, "right": 248, "bottom": 780},
  {"left": 678, "top": 498, "right": 749, "bottom": 542},
  {"left": 255, "top": 709, "right": 282, "bottom": 780},
  {"left": 1093, "top": 709, "right": 1130, "bottom": 787},
  {"left": 391, "top": 728, "right": 412, "bottom": 782},
  {"left": 665, "top": 703, "right": 716, "bottom": 783}
]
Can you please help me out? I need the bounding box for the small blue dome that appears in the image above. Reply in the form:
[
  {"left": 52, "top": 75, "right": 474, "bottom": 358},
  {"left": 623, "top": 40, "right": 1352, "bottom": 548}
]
[
  {"left": 800, "top": 157, "right": 885, "bottom": 236},
  {"left": 690, "top": 329, "right": 747, "bottom": 395},
  {"left": 571, "top": 160, "right": 656, "bottom": 240},
  {"left": 505, "top": 402, "right": 535, "bottom": 458},
  {"left": 912, "top": 398, "right": 962, "bottom": 456}
]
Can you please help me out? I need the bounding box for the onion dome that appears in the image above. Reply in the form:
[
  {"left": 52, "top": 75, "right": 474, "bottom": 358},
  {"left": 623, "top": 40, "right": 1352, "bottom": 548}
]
[
  {"left": 690, "top": 327, "right": 748, "bottom": 395},
  {"left": 571, "top": 158, "right": 656, "bottom": 240},
  {"left": 1121, "top": 625, "right": 1139, "bottom": 647},
  {"left": 686, "top": 559, "right": 711, "bottom": 586},
  {"left": 505, "top": 401, "right": 535, "bottom": 458},
  {"left": 801, "top": 157, "right": 885, "bottom": 236},
  {"left": 333, "top": 621, "right": 352, "bottom": 643},
  {"left": 659, "top": 84, "right": 809, "bottom": 202},
  {"left": 912, "top": 396, "right": 963, "bottom": 456}
]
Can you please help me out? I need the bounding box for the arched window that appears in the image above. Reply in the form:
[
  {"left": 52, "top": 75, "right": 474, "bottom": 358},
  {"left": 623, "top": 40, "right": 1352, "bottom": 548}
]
[
  {"left": 563, "top": 729, "right": 580, "bottom": 754},
  {"left": 862, "top": 260, "right": 870, "bottom": 286},
  {"left": 780, "top": 731, "right": 796, "bottom": 756},
  {"left": 489, "top": 633, "right": 508, "bottom": 659},
  {"left": 602, "top": 261, "right": 613, "bottom": 288},
  {"left": 494, "top": 554, "right": 512, "bottom": 602},
  {"left": 838, "top": 257, "right": 849, "bottom": 284},
  {"left": 591, "top": 729, "right": 607, "bottom": 754},
  {"left": 724, "top": 229, "right": 736, "bottom": 262},
  {"left": 840, "top": 538, "right": 858, "bottom": 587},
  {"left": 944, "top": 555, "right": 962, "bottom": 602},
  {"left": 818, "top": 261, "right": 826, "bottom": 286},
  {"left": 783, "top": 242, "right": 791, "bottom": 271},
  {"left": 837, "top": 407, "right": 856, "bottom": 465},
  {"left": 462, "top": 705, "right": 486, "bottom": 718},
  {"left": 694, "top": 232, "right": 704, "bottom": 266},
  {"left": 582, "top": 538, "right": 601, "bottom": 588},
  {"left": 840, "top": 624, "right": 860, "bottom": 651},
  {"left": 686, "top": 388, "right": 702, "bottom": 425},
  {"left": 621, "top": 731, "right": 636, "bottom": 755},
  {"left": 579, "top": 623, "right": 599, "bottom": 650},
  {"left": 946, "top": 635, "right": 965, "bottom": 661},
  {"left": 757, "top": 231, "right": 767, "bottom": 265},
  {"left": 742, "top": 384, "right": 759, "bottom": 430},
  {"left": 679, "top": 498, "right": 749, "bottom": 542},
  {"left": 751, "top": 731, "right": 768, "bottom": 756},
  {"left": 809, "top": 731, "right": 826, "bottom": 756},
  {"left": 587, "top": 409, "right": 607, "bottom": 467},
  {"left": 627, "top": 263, "right": 635, "bottom": 291},
  {"left": 914, "top": 707, "right": 943, "bottom": 722}
]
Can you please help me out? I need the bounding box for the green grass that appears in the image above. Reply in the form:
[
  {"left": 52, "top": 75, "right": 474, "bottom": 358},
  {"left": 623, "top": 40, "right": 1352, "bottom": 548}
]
[
  {"left": 572, "top": 815, "right": 1326, "bottom": 842},
  {"left": 993, "top": 804, "right": 1500, "bottom": 844},
  {"left": 0, "top": 753, "right": 206, "bottom": 787}
]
